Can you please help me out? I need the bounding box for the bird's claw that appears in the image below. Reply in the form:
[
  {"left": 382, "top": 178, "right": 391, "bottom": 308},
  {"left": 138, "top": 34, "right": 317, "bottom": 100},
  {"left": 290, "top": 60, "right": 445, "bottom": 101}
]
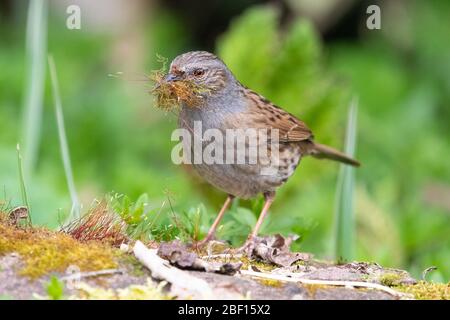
[
  {"left": 191, "top": 238, "right": 212, "bottom": 251},
  {"left": 235, "top": 237, "right": 257, "bottom": 255}
]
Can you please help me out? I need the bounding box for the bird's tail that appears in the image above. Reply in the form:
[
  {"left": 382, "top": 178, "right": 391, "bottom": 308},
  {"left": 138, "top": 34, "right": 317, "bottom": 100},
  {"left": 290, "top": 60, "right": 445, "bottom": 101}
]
[{"left": 310, "top": 143, "right": 360, "bottom": 167}]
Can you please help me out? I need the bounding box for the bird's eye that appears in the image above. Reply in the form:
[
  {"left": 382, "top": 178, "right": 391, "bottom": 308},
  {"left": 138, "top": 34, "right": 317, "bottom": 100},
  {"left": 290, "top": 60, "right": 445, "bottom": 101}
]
[{"left": 193, "top": 69, "right": 205, "bottom": 77}]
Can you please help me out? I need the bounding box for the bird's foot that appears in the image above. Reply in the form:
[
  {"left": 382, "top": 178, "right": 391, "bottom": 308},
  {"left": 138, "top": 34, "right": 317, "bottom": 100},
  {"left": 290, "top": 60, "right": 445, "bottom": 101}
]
[
  {"left": 192, "top": 237, "right": 230, "bottom": 256},
  {"left": 191, "top": 237, "right": 213, "bottom": 251},
  {"left": 235, "top": 236, "right": 258, "bottom": 256}
]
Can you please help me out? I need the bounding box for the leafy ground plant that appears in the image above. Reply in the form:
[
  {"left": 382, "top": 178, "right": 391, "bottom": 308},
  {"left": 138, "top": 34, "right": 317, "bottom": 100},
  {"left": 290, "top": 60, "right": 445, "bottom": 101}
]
[{"left": 46, "top": 276, "right": 65, "bottom": 300}]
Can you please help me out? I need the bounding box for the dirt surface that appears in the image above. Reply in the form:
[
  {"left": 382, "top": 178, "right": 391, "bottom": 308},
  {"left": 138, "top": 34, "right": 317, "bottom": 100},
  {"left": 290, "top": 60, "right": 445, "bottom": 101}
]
[
  {"left": 0, "top": 254, "right": 48, "bottom": 299},
  {"left": 1, "top": 212, "right": 444, "bottom": 300},
  {"left": 187, "top": 270, "right": 394, "bottom": 300},
  {"left": 0, "top": 253, "right": 150, "bottom": 299},
  {"left": 0, "top": 251, "right": 416, "bottom": 300}
]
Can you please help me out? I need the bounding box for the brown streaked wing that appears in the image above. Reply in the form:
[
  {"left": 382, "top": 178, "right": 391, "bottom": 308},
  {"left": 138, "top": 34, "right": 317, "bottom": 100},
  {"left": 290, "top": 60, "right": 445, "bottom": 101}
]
[{"left": 226, "top": 88, "right": 314, "bottom": 142}]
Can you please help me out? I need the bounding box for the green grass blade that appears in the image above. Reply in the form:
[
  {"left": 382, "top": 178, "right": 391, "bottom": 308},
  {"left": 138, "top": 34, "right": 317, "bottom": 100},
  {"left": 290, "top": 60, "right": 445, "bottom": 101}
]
[
  {"left": 16, "top": 143, "right": 32, "bottom": 224},
  {"left": 48, "top": 55, "right": 81, "bottom": 220},
  {"left": 334, "top": 97, "right": 358, "bottom": 262},
  {"left": 22, "top": 0, "right": 48, "bottom": 177}
]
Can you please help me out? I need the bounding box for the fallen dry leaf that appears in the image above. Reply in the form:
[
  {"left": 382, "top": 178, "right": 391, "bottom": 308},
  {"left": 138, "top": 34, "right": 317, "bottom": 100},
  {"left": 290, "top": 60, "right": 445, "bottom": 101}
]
[
  {"left": 158, "top": 241, "right": 242, "bottom": 275},
  {"left": 247, "top": 234, "right": 311, "bottom": 267}
]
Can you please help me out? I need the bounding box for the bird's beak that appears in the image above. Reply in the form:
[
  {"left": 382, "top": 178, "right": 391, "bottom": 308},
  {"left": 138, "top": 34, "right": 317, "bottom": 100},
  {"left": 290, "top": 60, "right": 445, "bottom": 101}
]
[
  {"left": 164, "top": 73, "right": 181, "bottom": 83},
  {"left": 154, "top": 73, "right": 181, "bottom": 91}
]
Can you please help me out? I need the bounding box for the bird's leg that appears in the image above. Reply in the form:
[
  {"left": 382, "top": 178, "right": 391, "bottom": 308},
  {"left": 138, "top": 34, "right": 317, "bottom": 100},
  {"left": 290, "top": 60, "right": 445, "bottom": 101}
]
[
  {"left": 237, "top": 191, "right": 275, "bottom": 253},
  {"left": 249, "top": 191, "right": 275, "bottom": 239},
  {"left": 197, "top": 195, "right": 234, "bottom": 247}
]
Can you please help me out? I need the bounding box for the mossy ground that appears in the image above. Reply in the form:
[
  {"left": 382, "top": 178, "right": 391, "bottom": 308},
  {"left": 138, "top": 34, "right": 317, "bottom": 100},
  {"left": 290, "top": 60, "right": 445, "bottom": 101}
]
[
  {"left": 379, "top": 272, "right": 404, "bottom": 287},
  {"left": 0, "top": 218, "right": 120, "bottom": 278},
  {"left": 1, "top": 211, "right": 448, "bottom": 300},
  {"left": 396, "top": 281, "right": 449, "bottom": 300},
  {"left": 374, "top": 269, "right": 449, "bottom": 300},
  {"left": 256, "top": 278, "right": 285, "bottom": 288}
]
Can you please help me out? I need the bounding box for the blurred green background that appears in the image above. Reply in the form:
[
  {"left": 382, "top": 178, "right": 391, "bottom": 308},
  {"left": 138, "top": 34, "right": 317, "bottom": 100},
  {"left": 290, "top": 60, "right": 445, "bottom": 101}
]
[{"left": 0, "top": 0, "right": 449, "bottom": 281}]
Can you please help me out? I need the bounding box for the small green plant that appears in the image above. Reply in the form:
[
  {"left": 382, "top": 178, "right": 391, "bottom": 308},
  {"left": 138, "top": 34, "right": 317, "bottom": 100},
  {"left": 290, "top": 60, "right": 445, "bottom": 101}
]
[
  {"left": 110, "top": 193, "right": 156, "bottom": 240},
  {"left": 109, "top": 192, "right": 260, "bottom": 244},
  {"left": 169, "top": 204, "right": 210, "bottom": 242},
  {"left": 111, "top": 193, "right": 150, "bottom": 225},
  {"left": 109, "top": 192, "right": 176, "bottom": 242},
  {"left": 46, "top": 276, "right": 65, "bottom": 300}
]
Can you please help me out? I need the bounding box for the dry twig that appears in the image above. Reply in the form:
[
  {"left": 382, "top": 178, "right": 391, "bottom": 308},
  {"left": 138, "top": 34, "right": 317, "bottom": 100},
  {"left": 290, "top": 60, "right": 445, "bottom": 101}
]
[
  {"left": 133, "top": 241, "right": 214, "bottom": 299},
  {"left": 60, "top": 269, "right": 124, "bottom": 282}
]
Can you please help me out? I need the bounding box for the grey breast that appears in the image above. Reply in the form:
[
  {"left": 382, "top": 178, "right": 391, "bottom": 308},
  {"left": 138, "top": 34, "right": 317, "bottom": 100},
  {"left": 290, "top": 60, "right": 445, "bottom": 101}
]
[{"left": 177, "top": 100, "right": 301, "bottom": 199}]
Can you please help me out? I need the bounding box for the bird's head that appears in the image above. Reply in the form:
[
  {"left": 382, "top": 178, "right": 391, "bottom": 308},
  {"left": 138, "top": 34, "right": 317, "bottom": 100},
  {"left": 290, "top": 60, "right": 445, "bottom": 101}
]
[
  {"left": 153, "top": 51, "right": 235, "bottom": 109},
  {"left": 167, "top": 51, "right": 231, "bottom": 91}
]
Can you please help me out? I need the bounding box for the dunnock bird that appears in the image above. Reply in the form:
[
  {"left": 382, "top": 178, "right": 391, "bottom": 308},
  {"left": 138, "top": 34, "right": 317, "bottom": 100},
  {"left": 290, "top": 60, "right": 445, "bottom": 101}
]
[{"left": 160, "top": 51, "right": 360, "bottom": 247}]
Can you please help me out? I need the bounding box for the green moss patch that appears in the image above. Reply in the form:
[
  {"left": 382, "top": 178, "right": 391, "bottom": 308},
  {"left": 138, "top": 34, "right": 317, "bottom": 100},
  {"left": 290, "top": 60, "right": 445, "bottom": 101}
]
[
  {"left": 257, "top": 278, "right": 285, "bottom": 288},
  {"left": 379, "top": 272, "right": 404, "bottom": 287},
  {"left": 0, "top": 221, "right": 119, "bottom": 278},
  {"left": 397, "top": 281, "right": 449, "bottom": 300},
  {"left": 239, "top": 256, "right": 279, "bottom": 272}
]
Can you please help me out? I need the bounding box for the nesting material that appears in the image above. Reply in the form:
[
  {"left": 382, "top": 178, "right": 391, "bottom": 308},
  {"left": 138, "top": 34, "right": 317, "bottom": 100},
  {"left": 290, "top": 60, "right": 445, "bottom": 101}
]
[{"left": 150, "top": 70, "right": 211, "bottom": 110}]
